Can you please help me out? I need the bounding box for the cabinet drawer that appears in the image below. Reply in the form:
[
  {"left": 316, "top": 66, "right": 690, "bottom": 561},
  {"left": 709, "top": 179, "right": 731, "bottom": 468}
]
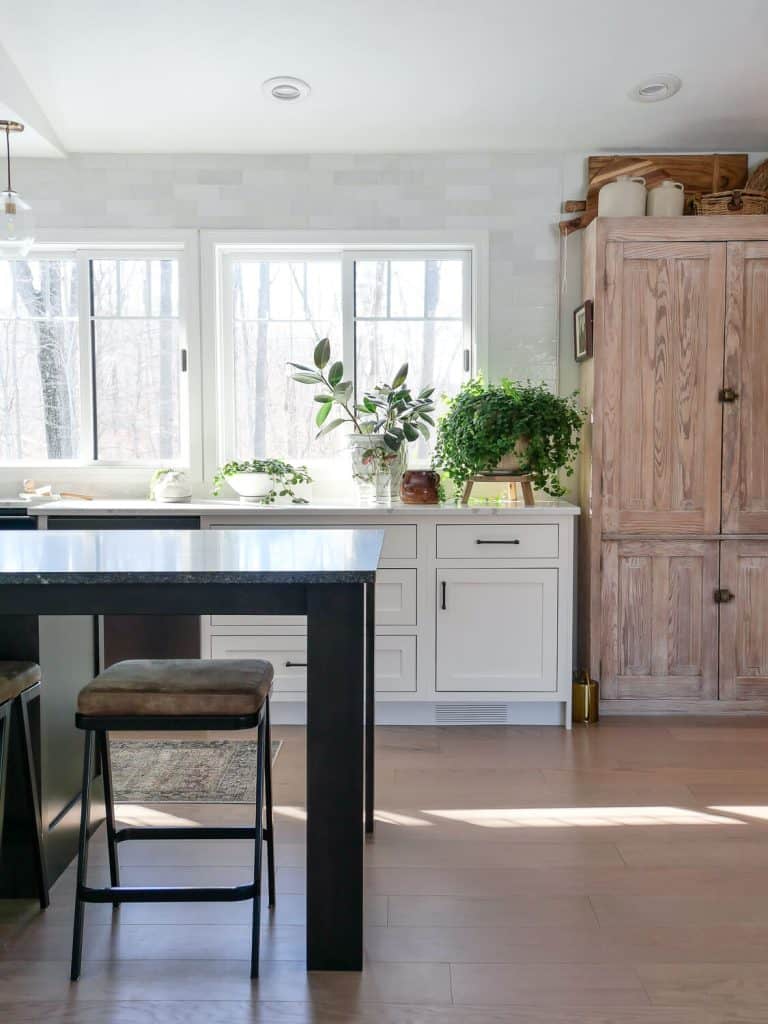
[
  {"left": 210, "top": 635, "right": 308, "bottom": 694},
  {"left": 208, "top": 522, "right": 416, "bottom": 560},
  {"left": 436, "top": 524, "right": 558, "bottom": 559},
  {"left": 209, "top": 633, "right": 415, "bottom": 694},
  {"left": 376, "top": 569, "right": 417, "bottom": 625},
  {"left": 376, "top": 636, "right": 417, "bottom": 692},
  {"left": 211, "top": 568, "right": 415, "bottom": 628}
]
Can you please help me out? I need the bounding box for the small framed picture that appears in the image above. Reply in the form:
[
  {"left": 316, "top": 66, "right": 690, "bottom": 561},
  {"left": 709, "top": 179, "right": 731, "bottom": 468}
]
[{"left": 573, "top": 300, "right": 593, "bottom": 362}]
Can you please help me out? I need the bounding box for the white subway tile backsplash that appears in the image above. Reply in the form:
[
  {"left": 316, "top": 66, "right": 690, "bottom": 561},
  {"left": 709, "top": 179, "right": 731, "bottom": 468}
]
[{"left": 15, "top": 150, "right": 565, "bottom": 384}]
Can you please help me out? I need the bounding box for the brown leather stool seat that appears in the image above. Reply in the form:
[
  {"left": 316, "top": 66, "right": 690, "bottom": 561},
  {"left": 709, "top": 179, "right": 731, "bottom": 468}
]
[
  {"left": 0, "top": 662, "right": 41, "bottom": 705},
  {"left": 77, "top": 658, "right": 273, "bottom": 717}
]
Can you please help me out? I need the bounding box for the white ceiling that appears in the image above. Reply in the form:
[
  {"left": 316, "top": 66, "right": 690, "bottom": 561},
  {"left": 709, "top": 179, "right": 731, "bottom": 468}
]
[{"left": 3, "top": 0, "right": 768, "bottom": 156}]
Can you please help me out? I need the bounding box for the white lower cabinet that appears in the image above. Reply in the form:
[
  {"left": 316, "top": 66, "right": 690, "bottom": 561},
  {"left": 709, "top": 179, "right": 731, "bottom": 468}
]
[
  {"left": 201, "top": 507, "right": 576, "bottom": 726},
  {"left": 436, "top": 568, "right": 558, "bottom": 693},
  {"left": 210, "top": 633, "right": 416, "bottom": 695}
]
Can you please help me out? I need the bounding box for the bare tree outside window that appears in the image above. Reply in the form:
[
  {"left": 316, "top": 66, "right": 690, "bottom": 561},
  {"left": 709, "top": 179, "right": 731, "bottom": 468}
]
[
  {"left": 230, "top": 258, "right": 343, "bottom": 461},
  {"left": 355, "top": 258, "right": 465, "bottom": 460},
  {"left": 91, "top": 257, "right": 182, "bottom": 461},
  {"left": 0, "top": 258, "right": 80, "bottom": 461}
]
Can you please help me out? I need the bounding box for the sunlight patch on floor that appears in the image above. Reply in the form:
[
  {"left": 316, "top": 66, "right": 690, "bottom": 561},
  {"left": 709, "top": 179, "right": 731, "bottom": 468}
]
[
  {"left": 275, "top": 805, "right": 308, "bottom": 821},
  {"left": 373, "top": 810, "right": 432, "bottom": 827},
  {"left": 710, "top": 805, "right": 768, "bottom": 822},
  {"left": 114, "top": 804, "right": 201, "bottom": 827},
  {"left": 423, "top": 806, "right": 746, "bottom": 828}
]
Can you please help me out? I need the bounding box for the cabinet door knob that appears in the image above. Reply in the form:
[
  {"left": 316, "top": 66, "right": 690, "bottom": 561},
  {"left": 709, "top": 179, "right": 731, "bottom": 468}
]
[
  {"left": 719, "top": 387, "right": 739, "bottom": 403},
  {"left": 714, "top": 588, "right": 734, "bottom": 604}
]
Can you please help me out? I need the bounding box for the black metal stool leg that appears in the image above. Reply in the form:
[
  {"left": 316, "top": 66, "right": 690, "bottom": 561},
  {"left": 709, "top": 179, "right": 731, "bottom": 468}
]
[
  {"left": 70, "top": 730, "right": 95, "bottom": 981},
  {"left": 18, "top": 686, "right": 49, "bottom": 909},
  {"left": 264, "top": 699, "right": 276, "bottom": 910},
  {"left": 250, "top": 709, "right": 266, "bottom": 979},
  {"left": 97, "top": 731, "right": 121, "bottom": 908}
]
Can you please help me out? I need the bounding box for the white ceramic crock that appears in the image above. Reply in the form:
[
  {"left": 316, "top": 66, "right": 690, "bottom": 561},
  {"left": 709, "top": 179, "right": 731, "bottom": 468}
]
[
  {"left": 647, "top": 180, "right": 685, "bottom": 217},
  {"left": 597, "top": 175, "right": 647, "bottom": 217},
  {"left": 152, "top": 469, "right": 192, "bottom": 503}
]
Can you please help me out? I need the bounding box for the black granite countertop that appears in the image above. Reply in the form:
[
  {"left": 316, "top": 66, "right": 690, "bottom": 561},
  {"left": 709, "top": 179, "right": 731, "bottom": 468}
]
[{"left": 0, "top": 529, "right": 384, "bottom": 585}]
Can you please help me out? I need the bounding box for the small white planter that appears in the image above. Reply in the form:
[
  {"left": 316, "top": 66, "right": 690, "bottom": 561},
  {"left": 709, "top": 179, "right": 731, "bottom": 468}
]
[{"left": 225, "top": 472, "right": 274, "bottom": 503}]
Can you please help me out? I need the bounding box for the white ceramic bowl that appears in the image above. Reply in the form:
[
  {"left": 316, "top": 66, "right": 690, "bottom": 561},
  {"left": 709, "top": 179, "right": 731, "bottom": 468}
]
[{"left": 226, "top": 472, "right": 274, "bottom": 502}]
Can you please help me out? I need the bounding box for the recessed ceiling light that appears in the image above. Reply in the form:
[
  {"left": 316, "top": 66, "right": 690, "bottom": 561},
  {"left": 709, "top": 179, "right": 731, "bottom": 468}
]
[
  {"left": 262, "top": 77, "right": 311, "bottom": 103},
  {"left": 629, "top": 74, "right": 682, "bottom": 103}
]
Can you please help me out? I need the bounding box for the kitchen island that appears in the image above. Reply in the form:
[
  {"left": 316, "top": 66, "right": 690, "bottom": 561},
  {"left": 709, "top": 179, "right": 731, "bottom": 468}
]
[{"left": 0, "top": 526, "right": 382, "bottom": 970}]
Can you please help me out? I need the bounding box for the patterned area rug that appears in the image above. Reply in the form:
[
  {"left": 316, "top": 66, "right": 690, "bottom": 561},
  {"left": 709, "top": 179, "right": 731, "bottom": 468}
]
[{"left": 110, "top": 740, "right": 282, "bottom": 803}]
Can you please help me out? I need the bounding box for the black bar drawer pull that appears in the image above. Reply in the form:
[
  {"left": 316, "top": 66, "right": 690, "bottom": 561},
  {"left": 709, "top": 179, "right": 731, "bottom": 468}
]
[
  {"left": 441, "top": 581, "right": 447, "bottom": 610},
  {"left": 285, "top": 660, "right": 307, "bottom": 668},
  {"left": 476, "top": 538, "right": 520, "bottom": 545}
]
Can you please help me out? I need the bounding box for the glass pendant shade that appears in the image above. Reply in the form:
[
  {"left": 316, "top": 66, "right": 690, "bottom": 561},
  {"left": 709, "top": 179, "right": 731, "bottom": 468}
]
[
  {"left": 0, "top": 121, "right": 33, "bottom": 259},
  {"left": 0, "top": 189, "right": 34, "bottom": 259}
]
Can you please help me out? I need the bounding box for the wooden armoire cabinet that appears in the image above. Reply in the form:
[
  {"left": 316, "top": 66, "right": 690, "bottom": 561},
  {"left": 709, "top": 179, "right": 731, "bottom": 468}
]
[{"left": 579, "top": 218, "right": 768, "bottom": 710}]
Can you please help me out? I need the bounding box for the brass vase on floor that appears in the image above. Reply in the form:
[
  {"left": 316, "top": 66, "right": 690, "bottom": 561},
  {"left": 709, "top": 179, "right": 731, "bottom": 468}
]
[{"left": 572, "top": 671, "right": 599, "bottom": 724}]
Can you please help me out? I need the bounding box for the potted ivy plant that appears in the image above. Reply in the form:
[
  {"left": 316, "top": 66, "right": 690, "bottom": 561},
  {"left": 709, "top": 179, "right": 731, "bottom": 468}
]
[
  {"left": 289, "top": 338, "right": 435, "bottom": 503},
  {"left": 212, "top": 458, "right": 312, "bottom": 504},
  {"left": 433, "top": 378, "right": 585, "bottom": 498}
]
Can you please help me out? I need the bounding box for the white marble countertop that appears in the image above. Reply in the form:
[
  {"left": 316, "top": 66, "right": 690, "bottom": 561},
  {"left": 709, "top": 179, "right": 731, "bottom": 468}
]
[{"left": 24, "top": 498, "right": 580, "bottom": 517}]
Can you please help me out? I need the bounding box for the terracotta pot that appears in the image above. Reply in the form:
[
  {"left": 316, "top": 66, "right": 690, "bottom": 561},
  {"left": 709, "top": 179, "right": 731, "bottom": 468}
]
[{"left": 400, "top": 469, "right": 440, "bottom": 504}]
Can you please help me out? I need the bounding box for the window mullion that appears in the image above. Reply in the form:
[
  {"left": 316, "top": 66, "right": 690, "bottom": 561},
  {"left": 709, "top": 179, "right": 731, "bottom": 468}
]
[
  {"left": 76, "top": 252, "right": 95, "bottom": 463},
  {"left": 341, "top": 252, "right": 357, "bottom": 403}
]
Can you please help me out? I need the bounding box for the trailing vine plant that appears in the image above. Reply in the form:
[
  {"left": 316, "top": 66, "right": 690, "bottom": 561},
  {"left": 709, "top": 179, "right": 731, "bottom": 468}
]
[
  {"left": 433, "top": 378, "right": 585, "bottom": 497},
  {"left": 212, "top": 458, "right": 312, "bottom": 503}
]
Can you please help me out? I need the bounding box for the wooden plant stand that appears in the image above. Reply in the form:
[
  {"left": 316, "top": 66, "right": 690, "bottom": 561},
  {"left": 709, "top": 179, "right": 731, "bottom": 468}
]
[{"left": 461, "top": 473, "right": 535, "bottom": 506}]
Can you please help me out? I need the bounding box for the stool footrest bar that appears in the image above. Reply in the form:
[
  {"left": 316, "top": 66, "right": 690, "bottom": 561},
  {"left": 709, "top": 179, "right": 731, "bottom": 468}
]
[
  {"left": 115, "top": 826, "right": 261, "bottom": 842},
  {"left": 78, "top": 883, "right": 258, "bottom": 904}
]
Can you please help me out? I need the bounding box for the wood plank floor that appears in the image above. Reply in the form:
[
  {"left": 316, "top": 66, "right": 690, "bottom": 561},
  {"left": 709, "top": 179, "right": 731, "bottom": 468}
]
[{"left": 4, "top": 717, "right": 768, "bottom": 1022}]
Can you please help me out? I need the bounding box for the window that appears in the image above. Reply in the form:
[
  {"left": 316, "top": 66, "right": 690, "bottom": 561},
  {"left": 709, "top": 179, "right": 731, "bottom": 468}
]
[
  {"left": 220, "top": 248, "right": 471, "bottom": 463},
  {"left": 0, "top": 247, "right": 189, "bottom": 466}
]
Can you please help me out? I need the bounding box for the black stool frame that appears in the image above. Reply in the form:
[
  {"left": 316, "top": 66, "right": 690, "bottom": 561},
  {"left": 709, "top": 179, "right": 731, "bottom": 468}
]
[
  {"left": 0, "top": 682, "right": 49, "bottom": 909},
  {"left": 70, "top": 698, "right": 274, "bottom": 981}
]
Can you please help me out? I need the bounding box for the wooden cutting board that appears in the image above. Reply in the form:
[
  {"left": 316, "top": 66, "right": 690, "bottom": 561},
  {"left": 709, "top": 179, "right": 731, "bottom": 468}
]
[
  {"left": 587, "top": 154, "right": 747, "bottom": 207},
  {"left": 560, "top": 153, "right": 748, "bottom": 235}
]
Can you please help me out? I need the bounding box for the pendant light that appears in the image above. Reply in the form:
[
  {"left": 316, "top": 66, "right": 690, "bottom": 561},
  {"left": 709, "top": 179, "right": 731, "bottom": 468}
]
[{"left": 0, "top": 120, "right": 34, "bottom": 259}]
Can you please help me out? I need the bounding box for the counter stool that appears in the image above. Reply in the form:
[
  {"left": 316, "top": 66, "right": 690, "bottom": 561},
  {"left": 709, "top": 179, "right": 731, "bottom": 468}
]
[
  {"left": 0, "top": 662, "right": 49, "bottom": 909},
  {"left": 70, "top": 658, "right": 275, "bottom": 981}
]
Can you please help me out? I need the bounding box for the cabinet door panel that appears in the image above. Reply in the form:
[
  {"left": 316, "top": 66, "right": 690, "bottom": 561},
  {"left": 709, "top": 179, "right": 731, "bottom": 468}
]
[
  {"left": 722, "top": 242, "right": 768, "bottom": 533},
  {"left": 601, "top": 541, "right": 718, "bottom": 699},
  {"left": 602, "top": 242, "right": 725, "bottom": 534},
  {"left": 436, "top": 569, "right": 557, "bottom": 693},
  {"left": 719, "top": 541, "right": 768, "bottom": 699}
]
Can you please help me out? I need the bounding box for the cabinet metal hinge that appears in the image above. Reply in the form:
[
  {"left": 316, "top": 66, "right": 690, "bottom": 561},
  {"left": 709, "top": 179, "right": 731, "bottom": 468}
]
[
  {"left": 714, "top": 588, "right": 734, "bottom": 604},
  {"left": 718, "top": 387, "right": 738, "bottom": 403}
]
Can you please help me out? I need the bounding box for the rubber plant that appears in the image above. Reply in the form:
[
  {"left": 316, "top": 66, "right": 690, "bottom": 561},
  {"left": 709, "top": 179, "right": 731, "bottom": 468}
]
[
  {"left": 433, "top": 378, "right": 585, "bottom": 497},
  {"left": 289, "top": 338, "right": 436, "bottom": 457},
  {"left": 212, "top": 458, "right": 312, "bottom": 503}
]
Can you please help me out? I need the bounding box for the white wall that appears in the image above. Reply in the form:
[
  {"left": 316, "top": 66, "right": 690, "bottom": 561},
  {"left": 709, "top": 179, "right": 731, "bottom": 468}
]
[{"left": 15, "top": 151, "right": 566, "bottom": 388}]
